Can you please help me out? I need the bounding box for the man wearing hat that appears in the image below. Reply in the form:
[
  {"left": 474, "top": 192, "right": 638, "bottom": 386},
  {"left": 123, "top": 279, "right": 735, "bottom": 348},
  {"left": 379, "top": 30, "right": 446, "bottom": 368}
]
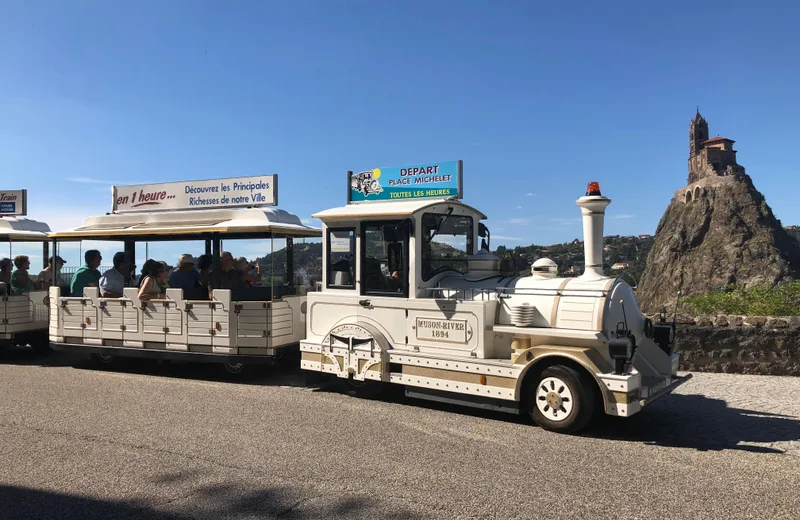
[
  {"left": 36, "top": 255, "right": 66, "bottom": 290},
  {"left": 168, "top": 254, "right": 200, "bottom": 291}
]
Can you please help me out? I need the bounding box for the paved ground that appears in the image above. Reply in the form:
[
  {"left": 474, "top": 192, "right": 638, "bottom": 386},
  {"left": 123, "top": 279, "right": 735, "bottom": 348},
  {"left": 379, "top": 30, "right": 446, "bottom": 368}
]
[{"left": 1, "top": 348, "right": 799, "bottom": 519}]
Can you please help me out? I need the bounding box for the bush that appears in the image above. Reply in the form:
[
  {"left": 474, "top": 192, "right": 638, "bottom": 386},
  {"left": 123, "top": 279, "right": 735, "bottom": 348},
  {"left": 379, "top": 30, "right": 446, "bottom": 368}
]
[{"left": 680, "top": 281, "right": 800, "bottom": 316}]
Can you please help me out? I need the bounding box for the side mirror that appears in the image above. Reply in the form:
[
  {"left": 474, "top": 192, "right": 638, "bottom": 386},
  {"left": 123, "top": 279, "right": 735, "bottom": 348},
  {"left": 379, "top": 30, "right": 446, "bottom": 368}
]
[{"left": 478, "top": 222, "right": 490, "bottom": 250}]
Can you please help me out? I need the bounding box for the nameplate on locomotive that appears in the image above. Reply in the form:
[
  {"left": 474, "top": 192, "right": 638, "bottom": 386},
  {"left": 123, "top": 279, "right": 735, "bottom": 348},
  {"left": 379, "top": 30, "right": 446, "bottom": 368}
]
[{"left": 415, "top": 317, "right": 468, "bottom": 343}]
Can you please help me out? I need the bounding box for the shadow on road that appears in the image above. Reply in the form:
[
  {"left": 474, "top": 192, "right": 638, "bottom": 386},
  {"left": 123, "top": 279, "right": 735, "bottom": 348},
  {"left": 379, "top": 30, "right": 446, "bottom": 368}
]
[
  {"left": 588, "top": 393, "right": 800, "bottom": 454},
  {"left": 0, "top": 347, "right": 318, "bottom": 389},
  {"left": 0, "top": 483, "right": 422, "bottom": 519}
]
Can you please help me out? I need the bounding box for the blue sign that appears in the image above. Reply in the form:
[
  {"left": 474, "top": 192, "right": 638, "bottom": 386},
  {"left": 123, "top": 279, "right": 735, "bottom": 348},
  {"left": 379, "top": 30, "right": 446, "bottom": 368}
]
[
  {"left": 0, "top": 202, "right": 16, "bottom": 214},
  {"left": 348, "top": 160, "right": 462, "bottom": 203}
]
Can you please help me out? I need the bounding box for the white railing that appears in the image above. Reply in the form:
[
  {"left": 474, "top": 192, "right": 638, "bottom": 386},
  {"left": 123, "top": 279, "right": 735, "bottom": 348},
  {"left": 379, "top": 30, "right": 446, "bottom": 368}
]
[{"left": 49, "top": 286, "right": 306, "bottom": 354}]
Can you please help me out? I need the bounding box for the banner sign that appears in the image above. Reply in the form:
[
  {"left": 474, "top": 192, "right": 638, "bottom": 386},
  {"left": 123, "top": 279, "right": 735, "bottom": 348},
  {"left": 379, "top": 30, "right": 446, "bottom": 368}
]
[
  {"left": 112, "top": 175, "right": 277, "bottom": 213},
  {"left": 0, "top": 190, "right": 27, "bottom": 216},
  {"left": 348, "top": 160, "right": 462, "bottom": 203}
]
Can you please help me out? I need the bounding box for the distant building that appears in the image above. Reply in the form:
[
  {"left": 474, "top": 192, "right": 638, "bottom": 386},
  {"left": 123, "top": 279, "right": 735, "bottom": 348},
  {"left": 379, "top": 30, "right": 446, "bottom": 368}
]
[
  {"left": 611, "top": 262, "right": 630, "bottom": 271},
  {"left": 638, "top": 234, "right": 652, "bottom": 239}
]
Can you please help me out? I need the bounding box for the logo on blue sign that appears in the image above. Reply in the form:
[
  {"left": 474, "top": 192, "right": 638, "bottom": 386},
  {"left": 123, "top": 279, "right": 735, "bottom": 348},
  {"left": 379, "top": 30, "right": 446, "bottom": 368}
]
[{"left": 349, "top": 160, "right": 462, "bottom": 203}]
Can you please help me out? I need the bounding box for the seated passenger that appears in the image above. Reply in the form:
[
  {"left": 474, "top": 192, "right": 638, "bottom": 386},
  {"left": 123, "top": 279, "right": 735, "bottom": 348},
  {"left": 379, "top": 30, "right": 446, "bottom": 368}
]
[
  {"left": 168, "top": 254, "right": 200, "bottom": 291},
  {"left": 137, "top": 262, "right": 168, "bottom": 301},
  {"left": 218, "top": 252, "right": 245, "bottom": 290},
  {"left": 295, "top": 261, "right": 316, "bottom": 291},
  {"left": 0, "top": 258, "right": 12, "bottom": 294},
  {"left": 137, "top": 259, "right": 157, "bottom": 288},
  {"left": 159, "top": 261, "right": 172, "bottom": 287},
  {"left": 37, "top": 255, "right": 67, "bottom": 290},
  {"left": 236, "top": 257, "right": 262, "bottom": 288},
  {"left": 99, "top": 252, "right": 131, "bottom": 298},
  {"left": 10, "top": 255, "right": 35, "bottom": 295},
  {"left": 71, "top": 250, "right": 102, "bottom": 297},
  {"left": 197, "top": 254, "right": 213, "bottom": 288}
]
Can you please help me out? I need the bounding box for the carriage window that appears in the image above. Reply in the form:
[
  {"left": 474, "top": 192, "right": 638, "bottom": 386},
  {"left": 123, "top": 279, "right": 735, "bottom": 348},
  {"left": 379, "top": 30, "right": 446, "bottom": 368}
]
[
  {"left": 361, "top": 221, "right": 408, "bottom": 297},
  {"left": 327, "top": 228, "right": 355, "bottom": 289},
  {"left": 421, "top": 213, "right": 473, "bottom": 281}
]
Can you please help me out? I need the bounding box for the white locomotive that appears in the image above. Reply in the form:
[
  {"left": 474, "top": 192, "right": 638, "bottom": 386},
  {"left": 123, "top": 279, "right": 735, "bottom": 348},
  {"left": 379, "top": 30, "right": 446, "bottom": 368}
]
[{"left": 301, "top": 168, "right": 688, "bottom": 433}]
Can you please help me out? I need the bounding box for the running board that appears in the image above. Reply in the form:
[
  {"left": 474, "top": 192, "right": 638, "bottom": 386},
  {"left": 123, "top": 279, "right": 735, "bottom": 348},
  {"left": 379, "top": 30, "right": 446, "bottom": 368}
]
[{"left": 405, "top": 387, "right": 520, "bottom": 414}]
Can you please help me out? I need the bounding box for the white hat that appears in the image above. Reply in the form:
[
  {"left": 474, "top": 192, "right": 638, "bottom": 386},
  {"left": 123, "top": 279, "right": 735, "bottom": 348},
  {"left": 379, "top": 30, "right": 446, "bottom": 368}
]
[{"left": 178, "top": 254, "right": 196, "bottom": 267}]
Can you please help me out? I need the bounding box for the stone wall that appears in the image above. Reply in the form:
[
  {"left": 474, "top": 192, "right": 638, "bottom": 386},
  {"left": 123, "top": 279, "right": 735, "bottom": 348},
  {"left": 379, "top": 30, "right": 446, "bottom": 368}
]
[{"left": 669, "top": 315, "right": 800, "bottom": 376}]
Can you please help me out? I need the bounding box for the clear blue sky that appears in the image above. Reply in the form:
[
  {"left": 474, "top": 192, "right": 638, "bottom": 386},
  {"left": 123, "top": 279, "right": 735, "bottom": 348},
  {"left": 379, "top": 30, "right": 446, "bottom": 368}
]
[{"left": 2, "top": 0, "right": 799, "bottom": 267}]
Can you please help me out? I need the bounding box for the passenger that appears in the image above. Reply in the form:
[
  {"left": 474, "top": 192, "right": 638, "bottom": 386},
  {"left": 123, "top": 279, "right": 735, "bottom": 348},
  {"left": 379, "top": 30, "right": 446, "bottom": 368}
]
[
  {"left": 137, "top": 261, "right": 168, "bottom": 301},
  {"left": 197, "top": 254, "right": 213, "bottom": 288},
  {"left": 99, "top": 252, "right": 131, "bottom": 298},
  {"left": 37, "top": 255, "right": 67, "bottom": 290},
  {"left": 295, "top": 260, "right": 316, "bottom": 291},
  {"left": 137, "top": 259, "right": 157, "bottom": 288},
  {"left": 219, "top": 251, "right": 245, "bottom": 290},
  {"left": 71, "top": 250, "right": 102, "bottom": 297},
  {"left": 10, "top": 255, "right": 35, "bottom": 295},
  {"left": 236, "top": 257, "right": 262, "bottom": 288},
  {"left": 159, "top": 262, "right": 172, "bottom": 288},
  {"left": 0, "top": 258, "right": 12, "bottom": 288},
  {"left": 168, "top": 254, "right": 200, "bottom": 291}
]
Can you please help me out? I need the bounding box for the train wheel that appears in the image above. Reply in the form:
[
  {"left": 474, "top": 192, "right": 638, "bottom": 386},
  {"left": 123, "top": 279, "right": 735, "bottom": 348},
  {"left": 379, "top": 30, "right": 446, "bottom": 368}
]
[
  {"left": 221, "top": 361, "right": 256, "bottom": 380},
  {"left": 526, "top": 365, "right": 595, "bottom": 434},
  {"left": 90, "top": 352, "right": 120, "bottom": 368}
]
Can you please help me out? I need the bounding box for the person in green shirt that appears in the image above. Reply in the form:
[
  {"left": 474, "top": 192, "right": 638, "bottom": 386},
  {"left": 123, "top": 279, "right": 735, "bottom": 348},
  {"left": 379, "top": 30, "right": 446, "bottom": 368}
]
[
  {"left": 10, "top": 255, "right": 35, "bottom": 295},
  {"left": 70, "top": 249, "right": 103, "bottom": 297}
]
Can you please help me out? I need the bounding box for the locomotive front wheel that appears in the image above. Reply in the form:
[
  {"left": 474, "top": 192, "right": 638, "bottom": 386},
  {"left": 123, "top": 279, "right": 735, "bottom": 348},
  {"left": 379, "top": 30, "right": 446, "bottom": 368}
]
[{"left": 526, "top": 365, "right": 595, "bottom": 434}]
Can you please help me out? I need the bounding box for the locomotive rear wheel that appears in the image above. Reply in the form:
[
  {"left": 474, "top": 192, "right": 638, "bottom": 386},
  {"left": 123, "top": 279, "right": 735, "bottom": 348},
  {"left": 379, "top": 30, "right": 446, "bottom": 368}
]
[{"left": 526, "top": 365, "right": 595, "bottom": 434}]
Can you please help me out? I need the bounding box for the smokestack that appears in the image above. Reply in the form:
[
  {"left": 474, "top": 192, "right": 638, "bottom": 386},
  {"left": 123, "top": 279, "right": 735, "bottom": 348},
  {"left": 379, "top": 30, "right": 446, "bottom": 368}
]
[{"left": 575, "top": 182, "right": 611, "bottom": 280}]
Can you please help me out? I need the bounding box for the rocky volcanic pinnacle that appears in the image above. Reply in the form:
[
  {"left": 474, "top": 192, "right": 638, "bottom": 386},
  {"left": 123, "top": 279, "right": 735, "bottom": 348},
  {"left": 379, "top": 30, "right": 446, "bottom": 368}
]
[{"left": 637, "top": 171, "right": 800, "bottom": 313}]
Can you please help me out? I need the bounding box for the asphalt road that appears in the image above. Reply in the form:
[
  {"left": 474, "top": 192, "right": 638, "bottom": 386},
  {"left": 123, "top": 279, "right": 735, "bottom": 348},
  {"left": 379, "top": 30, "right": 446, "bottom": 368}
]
[{"left": 1, "top": 348, "right": 799, "bottom": 519}]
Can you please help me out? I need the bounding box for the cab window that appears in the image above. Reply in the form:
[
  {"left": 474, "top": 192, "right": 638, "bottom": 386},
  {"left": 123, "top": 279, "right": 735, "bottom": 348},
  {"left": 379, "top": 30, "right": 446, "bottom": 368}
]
[
  {"left": 421, "top": 213, "right": 473, "bottom": 281},
  {"left": 361, "top": 220, "right": 409, "bottom": 297},
  {"left": 327, "top": 228, "right": 355, "bottom": 289}
]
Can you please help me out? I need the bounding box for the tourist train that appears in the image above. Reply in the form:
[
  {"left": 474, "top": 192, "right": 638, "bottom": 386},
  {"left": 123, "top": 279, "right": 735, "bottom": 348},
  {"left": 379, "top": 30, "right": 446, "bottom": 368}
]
[
  {"left": 7, "top": 162, "right": 687, "bottom": 434},
  {"left": 0, "top": 189, "right": 51, "bottom": 355}
]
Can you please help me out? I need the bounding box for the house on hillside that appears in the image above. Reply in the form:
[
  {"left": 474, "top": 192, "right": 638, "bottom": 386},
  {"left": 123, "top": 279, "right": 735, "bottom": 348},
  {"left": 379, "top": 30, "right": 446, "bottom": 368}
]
[{"left": 611, "top": 262, "right": 630, "bottom": 271}]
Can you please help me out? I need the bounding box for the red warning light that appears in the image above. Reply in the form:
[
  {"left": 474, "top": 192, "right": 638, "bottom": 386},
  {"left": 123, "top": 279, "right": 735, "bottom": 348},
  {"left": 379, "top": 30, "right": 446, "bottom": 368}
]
[{"left": 586, "top": 182, "right": 602, "bottom": 196}]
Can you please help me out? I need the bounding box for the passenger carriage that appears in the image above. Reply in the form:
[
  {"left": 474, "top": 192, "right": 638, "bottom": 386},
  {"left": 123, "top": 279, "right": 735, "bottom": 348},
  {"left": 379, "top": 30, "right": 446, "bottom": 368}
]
[
  {"left": 0, "top": 189, "right": 52, "bottom": 354},
  {"left": 300, "top": 161, "right": 690, "bottom": 433},
  {"left": 47, "top": 176, "right": 321, "bottom": 375}
]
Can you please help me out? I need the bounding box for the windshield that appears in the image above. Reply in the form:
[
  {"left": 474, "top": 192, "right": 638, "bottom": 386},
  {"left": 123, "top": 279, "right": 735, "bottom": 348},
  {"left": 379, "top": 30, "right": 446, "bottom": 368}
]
[{"left": 421, "top": 213, "right": 473, "bottom": 281}]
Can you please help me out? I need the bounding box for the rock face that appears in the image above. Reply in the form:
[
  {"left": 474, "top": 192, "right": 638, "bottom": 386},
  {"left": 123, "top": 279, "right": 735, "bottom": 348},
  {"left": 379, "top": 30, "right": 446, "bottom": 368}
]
[{"left": 637, "top": 111, "right": 800, "bottom": 313}]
